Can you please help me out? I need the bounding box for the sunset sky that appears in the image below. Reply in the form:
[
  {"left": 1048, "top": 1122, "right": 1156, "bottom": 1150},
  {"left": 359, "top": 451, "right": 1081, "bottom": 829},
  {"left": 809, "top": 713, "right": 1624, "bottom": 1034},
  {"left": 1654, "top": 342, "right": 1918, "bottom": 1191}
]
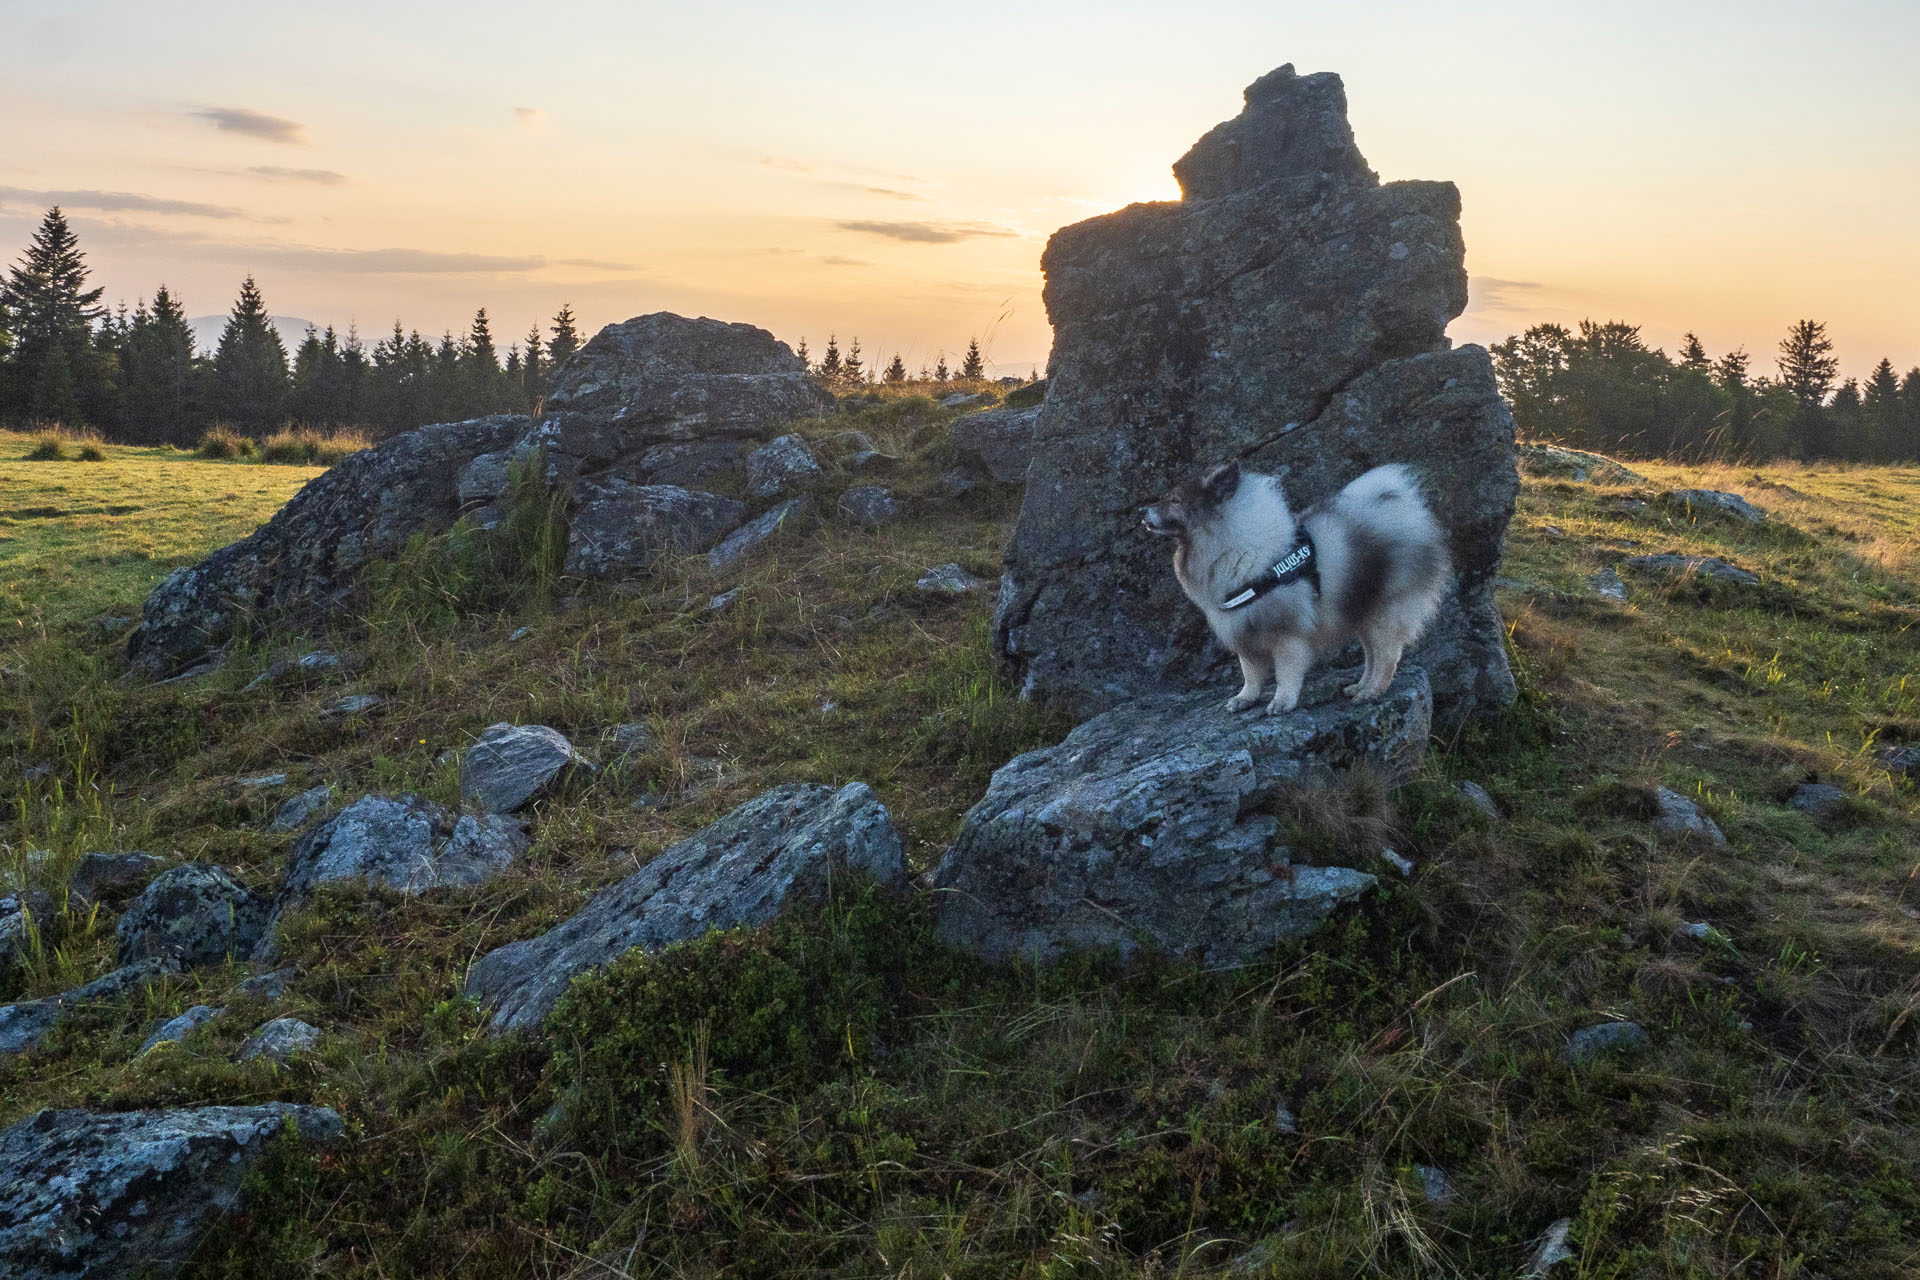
[{"left": 4, "top": 0, "right": 1915, "bottom": 380}]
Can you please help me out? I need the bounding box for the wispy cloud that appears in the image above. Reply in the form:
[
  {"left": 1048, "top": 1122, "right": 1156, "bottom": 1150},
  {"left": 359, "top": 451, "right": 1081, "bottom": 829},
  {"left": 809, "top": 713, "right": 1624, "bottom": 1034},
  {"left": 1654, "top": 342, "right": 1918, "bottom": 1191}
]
[
  {"left": 821, "top": 255, "right": 870, "bottom": 267},
  {"left": 49, "top": 218, "right": 620, "bottom": 276},
  {"left": 193, "top": 107, "right": 307, "bottom": 144},
  {"left": 0, "top": 185, "right": 249, "bottom": 219},
  {"left": 836, "top": 219, "right": 1016, "bottom": 244},
  {"left": 245, "top": 166, "right": 347, "bottom": 185},
  {"left": 514, "top": 106, "right": 541, "bottom": 126},
  {"left": 1468, "top": 277, "right": 1555, "bottom": 313},
  {"left": 552, "top": 256, "right": 638, "bottom": 271}
]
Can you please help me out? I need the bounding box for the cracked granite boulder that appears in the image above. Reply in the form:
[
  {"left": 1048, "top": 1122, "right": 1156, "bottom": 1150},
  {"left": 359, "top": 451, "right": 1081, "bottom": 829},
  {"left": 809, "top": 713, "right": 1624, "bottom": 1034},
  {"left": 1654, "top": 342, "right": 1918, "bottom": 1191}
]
[
  {"left": 931, "top": 665, "right": 1427, "bottom": 965},
  {"left": 991, "top": 64, "right": 1517, "bottom": 731},
  {"left": 0, "top": 1103, "right": 342, "bottom": 1279}
]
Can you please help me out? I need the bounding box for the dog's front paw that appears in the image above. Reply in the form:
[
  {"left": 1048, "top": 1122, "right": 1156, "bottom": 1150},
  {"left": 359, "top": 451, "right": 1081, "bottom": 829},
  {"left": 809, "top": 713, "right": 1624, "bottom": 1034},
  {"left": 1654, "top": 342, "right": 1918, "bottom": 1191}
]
[
  {"left": 1224, "top": 693, "right": 1263, "bottom": 713},
  {"left": 1265, "top": 693, "right": 1299, "bottom": 715},
  {"left": 1342, "top": 681, "right": 1371, "bottom": 700}
]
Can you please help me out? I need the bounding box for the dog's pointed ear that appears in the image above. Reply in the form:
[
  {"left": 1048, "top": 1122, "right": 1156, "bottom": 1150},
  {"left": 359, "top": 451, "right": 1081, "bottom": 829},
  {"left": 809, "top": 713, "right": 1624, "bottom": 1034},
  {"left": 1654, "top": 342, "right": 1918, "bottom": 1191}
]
[{"left": 1203, "top": 458, "right": 1241, "bottom": 502}]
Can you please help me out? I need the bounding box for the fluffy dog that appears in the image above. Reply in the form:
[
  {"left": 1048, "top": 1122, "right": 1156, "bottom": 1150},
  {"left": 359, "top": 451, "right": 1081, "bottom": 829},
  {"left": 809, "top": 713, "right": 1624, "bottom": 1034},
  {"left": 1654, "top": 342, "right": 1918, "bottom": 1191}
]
[{"left": 1142, "top": 459, "right": 1449, "bottom": 714}]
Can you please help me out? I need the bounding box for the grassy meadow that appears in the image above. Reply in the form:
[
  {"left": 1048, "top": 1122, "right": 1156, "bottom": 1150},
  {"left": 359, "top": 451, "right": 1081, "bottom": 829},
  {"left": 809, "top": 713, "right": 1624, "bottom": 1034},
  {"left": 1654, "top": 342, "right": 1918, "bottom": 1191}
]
[{"left": 1, "top": 401, "right": 1917, "bottom": 1277}]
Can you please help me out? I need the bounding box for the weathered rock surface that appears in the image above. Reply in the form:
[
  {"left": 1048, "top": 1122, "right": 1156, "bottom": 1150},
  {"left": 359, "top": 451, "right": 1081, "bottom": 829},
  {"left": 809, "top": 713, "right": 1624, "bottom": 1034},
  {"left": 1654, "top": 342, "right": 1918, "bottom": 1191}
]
[
  {"left": 1664, "top": 488, "right": 1765, "bottom": 523},
  {"left": 562, "top": 478, "right": 744, "bottom": 578},
  {"left": 1875, "top": 744, "right": 1918, "bottom": 778},
  {"left": 67, "top": 853, "right": 164, "bottom": 907},
  {"left": 279, "top": 794, "right": 528, "bottom": 901},
  {"left": 949, "top": 405, "right": 1040, "bottom": 482},
  {"left": 1456, "top": 780, "right": 1499, "bottom": 819},
  {"left": 0, "top": 892, "right": 51, "bottom": 977},
  {"left": 1564, "top": 1020, "right": 1649, "bottom": 1063},
  {"left": 916, "top": 563, "right": 992, "bottom": 595},
  {"left": 1588, "top": 567, "right": 1629, "bottom": 601},
  {"left": 1652, "top": 787, "right": 1726, "bottom": 845},
  {"left": 238, "top": 967, "right": 296, "bottom": 1001},
  {"left": 746, "top": 433, "right": 824, "bottom": 498},
  {"left": 467, "top": 782, "right": 906, "bottom": 1032},
  {"left": 237, "top": 1016, "right": 321, "bottom": 1063},
  {"left": 460, "top": 723, "right": 591, "bottom": 814},
  {"left": 127, "top": 415, "right": 529, "bottom": 678},
  {"left": 529, "top": 313, "right": 831, "bottom": 480},
  {"left": 839, "top": 484, "right": 903, "bottom": 527},
  {"left": 139, "top": 1004, "right": 220, "bottom": 1054},
  {"left": 931, "top": 665, "right": 1429, "bottom": 965},
  {"left": 638, "top": 438, "right": 749, "bottom": 487},
  {"left": 705, "top": 495, "right": 814, "bottom": 570},
  {"left": 1622, "top": 554, "right": 1758, "bottom": 586},
  {"left": 242, "top": 648, "right": 351, "bottom": 692},
  {"left": 0, "top": 958, "right": 179, "bottom": 1056},
  {"left": 992, "top": 66, "right": 1516, "bottom": 731},
  {"left": 1787, "top": 782, "right": 1847, "bottom": 818},
  {"left": 117, "top": 865, "right": 268, "bottom": 966},
  {"left": 268, "top": 784, "right": 335, "bottom": 834},
  {"left": 0, "top": 1103, "right": 343, "bottom": 1280},
  {"left": 1516, "top": 443, "right": 1647, "bottom": 485}
]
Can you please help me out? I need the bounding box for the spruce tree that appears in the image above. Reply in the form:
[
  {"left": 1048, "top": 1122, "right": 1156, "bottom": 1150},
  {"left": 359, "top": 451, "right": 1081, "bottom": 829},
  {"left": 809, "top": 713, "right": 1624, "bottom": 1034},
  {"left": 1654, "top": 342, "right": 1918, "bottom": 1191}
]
[
  {"left": 1864, "top": 358, "right": 1903, "bottom": 461},
  {"left": 464, "top": 307, "right": 505, "bottom": 413},
  {"left": 934, "top": 353, "right": 949, "bottom": 384},
  {"left": 1902, "top": 368, "right": 1920, "bottom": 462},
  {"left": 960, "top": 337, "right": 984, "bottom": 381},
  {"left": 522, "top": 325, "right": 545, "bottom": 403},
  {"left": 122, "top": 284, "right": 203, "bottom": 443},
  {"left": 883, "top": 353, "right": 907, "bottom": 384},
  {"left": 1828, "top": 378, "right": 1866, "bottom": 460},
  {"left": 843, "top": 337, "right": 864, "bottom": 386},
  {"left": 2, "top": 206, "right": 106, "bottom": 424},
  {"left": 1776, "top": 320, "right": 1838, "bottom": 459},
  {"left": 213, "top": 275, "right": 290, "bottom": 432},
  {"left": 795, "top": 336, "right": 810, "bottom": 370},
  {"left": 548, "top": 304, "right": 581, "bottom": 372},
  {"left": 819, "top": 334, "right": 842, "bottom": 382},
  {"left": 1678, "top": 333, "right": 1711, "bottom": 372}
]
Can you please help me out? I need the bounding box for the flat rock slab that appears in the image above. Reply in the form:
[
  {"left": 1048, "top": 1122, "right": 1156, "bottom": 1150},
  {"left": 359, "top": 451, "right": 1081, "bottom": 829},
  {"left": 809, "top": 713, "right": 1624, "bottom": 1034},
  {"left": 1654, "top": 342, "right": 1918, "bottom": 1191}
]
[
  {"left": 1515, "top": 443, "right": 1647, "bottom": 485},
  {"left": 705, "top": 495, "right": 814, "bottom": 570},
  {"left": 267, "top": 784, "right": 335, "bottom": 834},
  {"left": 68, "top": 852, "right": 164, "bottom": 906},
  {"left": 0, "top": 958, "right": 180, "bottom": 1057},
  {"left": 916, "top": 563, "right": 993, "bottom": 595},
  {"left": 1652, "top": 787, "right": 1726, "bottom": 845},
  {"left": 930, "top": 666, "right": 1430, "bottom": 965},
  {"left": 237, "top": 1016, "right": 321, "bottom": 1063},
  {"left": 839, "top": 485, "right": 903, "bottom": 527},
  {"left": 1564, "top": 1020, "right": 1649, "bottom": 1064},
  {"left": 746, "top": 434, "right": 824, "bottom": 498},
  {"left": 460, "top": 723, "right": 591, "bottom": 814},
  {"left": 1664, "top": 489, "right": 1765, "bottom": 523},
  {"left": 563, "top": 479, "right": 744, "bottom": 578},
  {"left": 1622, "top": 554, "right": 1759, "bottom": 586},
  {"left": 467, "top": 782, "right": 906, "bottom": 1033},
  {"left": 0, "top": 1103, "right": 342, "bottom": 1280},
  {"left": 139, "top": 1004, "right": 220, "bottom": 1054},
  {"left": 280, "top": 794, "right": 528, "bottom": 901}
]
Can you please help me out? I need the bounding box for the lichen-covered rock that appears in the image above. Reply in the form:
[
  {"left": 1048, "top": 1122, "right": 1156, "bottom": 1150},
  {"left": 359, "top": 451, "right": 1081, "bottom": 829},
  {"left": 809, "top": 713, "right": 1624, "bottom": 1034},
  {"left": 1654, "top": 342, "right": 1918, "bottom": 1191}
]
[
  {"left": 0, "top": 1103, "right": 343, "bottom": 1280},
  {"left": 839, "top": 485, "right": 903, "bottom": 527},
  {"left": 1875, "top": 744, "right": 1919, "bottom": 779},
  {"left": 992, "top": 66, "right": 1516, "bottom": 732},
  {"left": 1515, "top": 443, "right": 1647, "bottom": 485},
  {"left": 531, "top": 313, "right": 831, "bottom": 480},
  {"left": 460, "top": 723, "right": 592, "bottom": 814},
  {"left": 267, "top": 784, "right": 335, "bottom": 834},
  {"left": 1787, "top": 782, "right": 1847, "bottom": 818},
  {"left": 746, "top": 434, "right": 825, "bottom": 498},
  {"left": 1651, "top": 787, "right": 1726, "bottom": 845},
  {"left": 1622, "top": 554, "right": 1758, "bottom": 586},
  {"left": 242, "top": 648, "right": 352, "bottom": 692},
  {"left": 279, "top": 794, "right": 528, "bottom": 901},
  {"left": 1, "top": 892, "right": 53, "bottom": 978},
  {"left": 127, "top": 415, "right": 529, "bottom": 678},
  {"left": 1564, "top": 1020, "right": 1649, "bottom": 1063},
  {"left": 705, "top": 495, "right": 814, "bottom": 570},
  {"left": 1664, "top": 488, "right": 1765, "bottom": 523},
  {"left": 0, "top": 958, "right": 180, "bottom": 1057},
  {"left": 139, "top": 1004, "right": 220, "bottom": 1054},
  {"left": 916, "top": 563, "right": 992, "bottom": 595},
  {"left": 563, "top": 478, "right": 744, "bottom": 578},
  {"left": 1588, "top": 567, "right": 1629, "bottom": 601},
  {"left": 930, "top": 665, "right": 1429, "bottom": 965},
  {"left": 949, "top": 405, "right": 1040, "bottom": 483},
  {"left": 236, "top": 1016, "right": 321, "bottom": 1063},
  {"left": 116, "top": 865, "right": 268, "bottom": 966},
  {"left": 467, "top": 782, "right": 905, "bottom": 1032},
  {"left": 68, "top": 853, "right": 164, "bottom": 908},
  {"left": 639, "top": 439, "right": 749, "bottom": 487}
]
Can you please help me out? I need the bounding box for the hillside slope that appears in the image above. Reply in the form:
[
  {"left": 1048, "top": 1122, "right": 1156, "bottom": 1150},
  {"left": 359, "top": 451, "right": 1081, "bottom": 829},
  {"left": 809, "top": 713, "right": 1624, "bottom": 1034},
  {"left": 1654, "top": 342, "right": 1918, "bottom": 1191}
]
[{"left": 2, "top": 414, "right": 1917, "bottom": 1278}]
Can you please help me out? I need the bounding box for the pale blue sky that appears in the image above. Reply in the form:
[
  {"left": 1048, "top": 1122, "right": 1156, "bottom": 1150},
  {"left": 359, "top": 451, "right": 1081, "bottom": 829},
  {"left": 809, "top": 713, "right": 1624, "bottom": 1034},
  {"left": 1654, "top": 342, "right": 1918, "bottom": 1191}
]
[{"left": 3, "top": 0, "right": 1915, "bottom": 376}]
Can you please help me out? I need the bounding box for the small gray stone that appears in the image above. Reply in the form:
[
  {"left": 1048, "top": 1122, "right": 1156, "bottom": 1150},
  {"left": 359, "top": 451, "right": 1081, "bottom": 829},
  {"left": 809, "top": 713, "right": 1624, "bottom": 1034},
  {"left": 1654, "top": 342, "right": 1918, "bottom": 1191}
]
[
  {"left": 1787, "top": 782, "right": 1847, "bottom": 818},
  {"left": 1664, "top": 489, "right": 1765, "bottom": 524},
  {"left": 117, "top": 865, "right": 268, "bottom": 967},
  {"left": 1413, "top": 1164, "right": 1455, "bottom": 1209},
  {"left": 705, "top": 495, "right": 814, "bottom": 570},
  {"left": 1587, "top": 567, "right": 1628, "bottom": 601},
  {"left": 746, "top": 434, "right": 824, "bottom": 498},
  {"left": 238, "top": 967, "right": 296, "bottom": 1001},
  {"left": 468, "top": 782, "right": 906, "bottom": 1032},
  {"left": 508, "top": 626, "right": 533, "bottom": 642},
  {"left": 236, "top": 1016, "right": 321, "bottom": 1064},
  {"left": 915, "top": 563, "right": 991, "bottom": 595},
  {"left": 1622, "top": 554, "right": 1758, "bottom": 587},
  {"left": 610, "top": 722, "right": 656, "bottom": 757},
  {"left": 321, "top": 693, "right": 383, "bottom": 719},
  {"left": 461, "top": 723, "right": 591, "bottom": 814},
  {"left": 1380, "top": 849, "right": 1414, "bottom": 876},
  {"left": 839, "top": 485, "right": 903, "bottom": 528},
  {"left": 940, "top": 392, "right": 983, "bottom": 408},
  {"left": 0, "top": 892, "right": 53, "bottom": 978},
  {"left": 0, "top": 1103, "right": 343, "bottom": 1279},
  {"left": 236, "top": 772, "right": 287, "bottom": 789},
  {"left": 1875, "top": 745, "right": 1919, "bottom": 779},
  {"left": 68, "top": 852, "right": 164, "bottom": 906},
  {"left": 1564, "top": 1020, "right": 1649, "bottom": 1064},
  {"left": 1522, "top": 1218, "right": 1577, "bottom": 1275},
  {"left": 268, "top": 785, "right": 335, "bottom": 834},
  {"left": 938, "top": 466, "right": 981, "bottom": 497},
  {"left": 1273, "top": 1099, "right": 1299, "bottom": 1134},
  {"left": 278, "top": 794, "right": 529, "bottom": 901},
  {"left": 1516, "top": 443, "right": 1647, "bottom": 485},
  {"left": 1679, "top": 921, "right": 1718, "bottom": 942},
  {"left": 1652, "top": 787, "right": 1726, "bottom": 846},
  {"left": 706, "top": 588, "right": 741, "bottom": 612},
  {"left": 847, "top": 449, "right": 894, "bottom": 471},
  {"left": 243, "top": 649, "right": 348, "bottom": 692},
  {"left": 139, "top": 1004, "right": 220, "bottom": 1054},
  {"left": 948, "top": 404, "right": 1039, "bottom": 483},
  {"left": 0, "top": 1002, "right": 61, "bottom": 1056},
  {"left": 1456, "top": 780, "right": 1499, "bottom": 819}
]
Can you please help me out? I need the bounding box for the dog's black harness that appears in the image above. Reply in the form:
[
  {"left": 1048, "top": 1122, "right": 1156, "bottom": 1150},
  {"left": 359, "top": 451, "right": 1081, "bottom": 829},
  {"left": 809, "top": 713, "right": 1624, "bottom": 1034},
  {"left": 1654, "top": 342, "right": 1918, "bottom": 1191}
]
[{"left": 1219, "top": 531, "right": 1318, "bottom": 610}]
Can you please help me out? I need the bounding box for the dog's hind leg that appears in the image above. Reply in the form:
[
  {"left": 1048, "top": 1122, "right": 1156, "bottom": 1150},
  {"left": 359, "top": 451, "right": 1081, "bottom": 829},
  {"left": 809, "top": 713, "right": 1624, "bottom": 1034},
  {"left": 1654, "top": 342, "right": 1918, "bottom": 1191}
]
[
  {"left": 1349, "top": 622, "right": 1404, "bottom": 700},
  {"left": 1266, "top": 635, "right": 1313, "bottom": 715},
  {"left": 1342, "top": 635, "right": 1377, "bottom": 700},
  {"left": 1225, "top": 652, "right": 1267, "bottom": 713}
]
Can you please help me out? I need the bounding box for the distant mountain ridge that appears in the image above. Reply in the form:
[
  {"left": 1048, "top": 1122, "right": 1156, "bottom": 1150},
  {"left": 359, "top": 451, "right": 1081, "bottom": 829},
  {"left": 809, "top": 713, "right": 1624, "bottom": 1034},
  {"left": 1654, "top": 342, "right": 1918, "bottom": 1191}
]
[{"left": 187, "top": 314, "right": 317, "bottom": 358}]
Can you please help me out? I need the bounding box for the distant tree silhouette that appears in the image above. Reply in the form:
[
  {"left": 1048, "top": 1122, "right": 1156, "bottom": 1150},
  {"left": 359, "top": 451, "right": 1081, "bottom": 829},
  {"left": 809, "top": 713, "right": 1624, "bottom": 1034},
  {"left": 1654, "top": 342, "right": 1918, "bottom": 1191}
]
[
  {"left": 795, "top": 336, "right": 810, "bottom": 370},
  {"left": 933, "top": 353, "right": 949, "bottom": 384},
  {"left": 547, "top": 304, "right": 581, "bottom": 373},
  {"left": 883, "top": 353, "right": 907, "bottom": 384},
  {"left": 1777, "top": 319, "right": 1839, "bottom": 459},
  {"left": 213, "top": 275, "right": 290, "bottom": 432},
  {"left": 843, "top": 337, "right": 864, "bottom": 386},
  {"left": 818, "top": 335, "right": 842, "bottom": 382},
  {"left": 120, "top": 284, "right": 204, "bottom": 443},
  {"left": 2, "top": 206, "right": 105, "bottom": 424},
  {"left": 521, "top": 325, "right": 545, "bottom": 404},
  {"left": 960, "top": 337, "right": 984, "bottom": 381}
]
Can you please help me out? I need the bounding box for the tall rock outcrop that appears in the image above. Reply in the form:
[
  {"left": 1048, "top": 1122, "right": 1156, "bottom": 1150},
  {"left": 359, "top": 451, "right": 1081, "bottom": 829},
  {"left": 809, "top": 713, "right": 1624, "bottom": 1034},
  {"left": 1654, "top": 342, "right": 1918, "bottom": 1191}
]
[{"left": 992, "top": 65, "right": 1518, "bottom": 729}]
